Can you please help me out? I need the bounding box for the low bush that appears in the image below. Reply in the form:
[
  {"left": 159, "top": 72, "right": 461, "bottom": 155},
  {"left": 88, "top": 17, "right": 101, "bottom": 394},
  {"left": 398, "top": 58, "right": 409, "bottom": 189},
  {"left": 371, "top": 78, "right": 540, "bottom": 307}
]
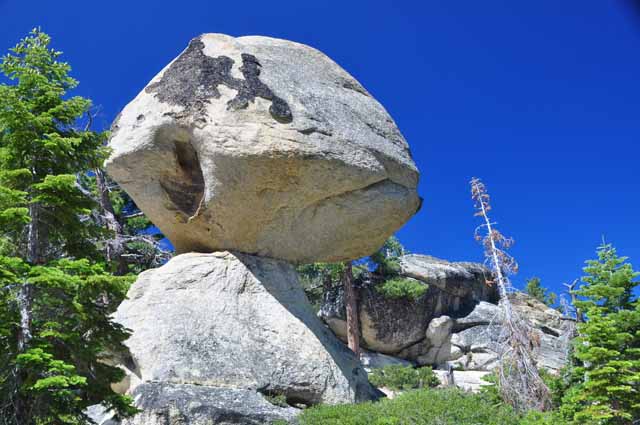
[
  {"left": 518, "top": 410, "right": 569, "bottom": 425},
  {"left": 376, "top": 278, "right": 428, "bottom": 300},
  {"left": 368, "top": 365, "right": 439, "bottom": 391},
  {"left": 264, "top": 393, "right": 288, "bottom": 407},
  {"left": 296, "top": 387, "right": 520, "bottom": 425}
]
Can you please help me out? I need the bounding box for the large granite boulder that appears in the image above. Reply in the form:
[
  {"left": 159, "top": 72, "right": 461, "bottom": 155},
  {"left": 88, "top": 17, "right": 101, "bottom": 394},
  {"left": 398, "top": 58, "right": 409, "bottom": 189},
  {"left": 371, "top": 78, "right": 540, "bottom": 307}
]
[
  {"left": 320, "top": 255, "right": 574, "bottom": 373},
  {"left": 320, "top": 255, "right": 498, "bottom": 357},
  {"left": 106, "top": 33, "right": 420, "bottom": 263},
  {"left": 109, "top": 252, "right": 378, "bottom": 423}
]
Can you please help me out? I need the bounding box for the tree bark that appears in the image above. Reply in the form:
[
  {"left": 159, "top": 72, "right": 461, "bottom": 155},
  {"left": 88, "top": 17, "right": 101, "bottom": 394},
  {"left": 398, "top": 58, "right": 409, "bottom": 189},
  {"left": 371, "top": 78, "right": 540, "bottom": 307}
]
[
  {"left": 15, "top": 282, "right": 32, "bottom": 424},
  {"left": 27, "top": 202, "right": 47, "bottom": 265},
  {"left": 16, "top": 283, "right": 32, "bottom": 354},
  {"left": 343, "top": 261, "right": 360, "bottom": 357},
  {"left": 95, "top": 169, "right": 128, "bottom": 275},
  {"left": 563, "top": 280, "right": 584, "bottom": 323},
  {"left": 322, "top": 273, "right": 332, "bottom": 294}
]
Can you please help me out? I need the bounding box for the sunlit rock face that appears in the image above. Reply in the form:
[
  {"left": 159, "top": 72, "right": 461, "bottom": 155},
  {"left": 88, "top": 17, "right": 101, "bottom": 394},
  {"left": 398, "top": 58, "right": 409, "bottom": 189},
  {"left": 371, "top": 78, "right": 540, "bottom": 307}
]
[
  {"left": 106, "top": 33, "right": 420, "bottom": 263},
  {"left": 104, "top": 252, "right": 379, "bottom": 424}
]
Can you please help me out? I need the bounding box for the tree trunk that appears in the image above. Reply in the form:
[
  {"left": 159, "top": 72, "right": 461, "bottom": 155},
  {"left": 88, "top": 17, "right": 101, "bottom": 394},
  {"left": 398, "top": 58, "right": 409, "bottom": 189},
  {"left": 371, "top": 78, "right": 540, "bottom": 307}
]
[
  {"left": 15, "top": 282, "right": 33, "bottom": 424},
  {"left": 16, "top": 283, "right": 32, "bottom": 354},
  {"left": 322, "top": 273, "right": 332, "bottom": 294},
  {"left": 27, "top": 202, "right": 47, "bottom": 265},
  {"left": 570, "top": 292, "right": 584, "bottom": 323},
  {"left": 95, "top": 169, "right": 128, "bottom": 275},
  {"left": 343, "top": 261, "right": 360, "bottom": 357}
]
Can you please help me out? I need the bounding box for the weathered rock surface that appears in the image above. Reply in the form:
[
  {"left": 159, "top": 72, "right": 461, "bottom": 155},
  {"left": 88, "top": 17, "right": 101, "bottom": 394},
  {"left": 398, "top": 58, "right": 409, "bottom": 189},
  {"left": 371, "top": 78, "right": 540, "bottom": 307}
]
[
  {"left": 448, "top": 294, "right": 574, "bottom": 372},
  {"left": 110, "top": 252, "right": 378, "bottom": 423},
  {"left": 320, "top": 254, "right": 574, "bottom": 373},
  {"left": 106, "top": 33, "right": 420, "bottom": 263},
  {"left": 88, "top": 383, "right": 301, "bottom": 425},
  {"left": 320, "top": 255, "right": 498, "bottom": 357}
]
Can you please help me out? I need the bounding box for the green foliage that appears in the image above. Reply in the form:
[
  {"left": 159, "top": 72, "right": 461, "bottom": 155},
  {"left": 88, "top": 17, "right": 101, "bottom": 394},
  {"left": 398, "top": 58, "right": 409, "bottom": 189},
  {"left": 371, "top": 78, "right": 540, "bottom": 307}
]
[
  {"left": 518, "top": 410, "right": 569, "bottom": 425},
  {"left": 0, "top": 29, "right": 138, "bottom": 424},
  {"left": 296, "top": 261, "right": 369, "bottom": 311},
  {"left": 375, "top": 277, "right": 427, "bottom": 301},
  {"left": 297, "top": 262, "right": 347, "bottom": 284},
  {"left": 370, "top": 236, "right": 405, "bottom": 278},
  {"left": 296, "top": 387, "right": 520, "bottom": 425},
  {"left": 263, "top": 393, "right": 289, "bottom": 408},
  {"left": 368, "top": 365, "right": 439, "bottom": 391},
  {"left": 297, "top": 262, "right": 346, "bottom": 310},
  {"left": 560, "top": 243, "right": 640, "bottom": 424},
  {"left": 478, "top": 373, "right": 503, "bottom": 406},
  {"left": 525, "top": 277, "right": 557, "bottom": 306},
  {"left": 0, "top": 28, "right": 109, "bottom": 262},
  {"left": 297, "top": 237, "right": 412, "bottom": 304},
  {"left": 0, "top": 257, "right": 137, "bottom": 423}
]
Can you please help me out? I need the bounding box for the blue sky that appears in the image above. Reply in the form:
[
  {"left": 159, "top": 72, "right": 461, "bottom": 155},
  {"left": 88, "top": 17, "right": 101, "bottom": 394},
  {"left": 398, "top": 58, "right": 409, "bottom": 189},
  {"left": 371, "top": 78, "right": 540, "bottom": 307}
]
[{"left": 1, "top": 0, "right": 638, "bottom": 297}]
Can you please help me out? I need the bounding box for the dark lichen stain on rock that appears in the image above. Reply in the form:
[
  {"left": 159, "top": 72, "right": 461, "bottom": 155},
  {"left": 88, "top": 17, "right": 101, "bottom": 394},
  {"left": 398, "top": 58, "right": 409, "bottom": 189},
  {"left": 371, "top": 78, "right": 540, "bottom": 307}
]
[{"left": 146, "top": 37, "right": 292, "bottom": 123}]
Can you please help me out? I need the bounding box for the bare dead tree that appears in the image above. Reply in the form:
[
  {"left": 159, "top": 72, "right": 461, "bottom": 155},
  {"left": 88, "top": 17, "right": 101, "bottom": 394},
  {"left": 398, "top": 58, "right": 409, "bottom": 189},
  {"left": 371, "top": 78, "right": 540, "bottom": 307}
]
[
  {"left": 470, "top": 177, "right": 551, "bottom": 412},
  {"left": 343, "top": 261, "right": 361, "bottom": 357},
  {"left": 563, "top": 279, "right": 583, "bottom": 322}
]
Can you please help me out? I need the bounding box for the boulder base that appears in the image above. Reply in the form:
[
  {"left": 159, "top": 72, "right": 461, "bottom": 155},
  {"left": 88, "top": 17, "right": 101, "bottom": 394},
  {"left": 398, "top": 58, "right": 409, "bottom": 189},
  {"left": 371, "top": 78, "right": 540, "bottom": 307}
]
[
  {"left": 106, "top": 33, "right": 420, "bottom": 263},
  {"left": 108, "top": 252, "right": 378, "bottom": 423}
]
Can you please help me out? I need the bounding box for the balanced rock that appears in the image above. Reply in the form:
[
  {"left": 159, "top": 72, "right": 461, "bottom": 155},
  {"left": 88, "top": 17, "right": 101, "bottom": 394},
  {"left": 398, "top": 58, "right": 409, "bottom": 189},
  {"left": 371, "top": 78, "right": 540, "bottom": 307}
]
[
  {"left": 106, "top": 33, "right": 420, "bottom": 263},
  {"left": 109, "top": 252, "right": 378, "bottom": 423}
]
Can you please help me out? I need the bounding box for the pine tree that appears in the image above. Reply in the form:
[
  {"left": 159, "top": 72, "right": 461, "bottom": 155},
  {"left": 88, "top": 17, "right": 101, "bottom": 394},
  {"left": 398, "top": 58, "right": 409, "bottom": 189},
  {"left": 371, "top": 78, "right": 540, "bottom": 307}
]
[
  {"left": 0, "top": 29, "right": 137, "bottom": 424},
  {"left": 525, "top": 277, "right": 557, "bottom": 306},
  {"left": 561, "top": 243, "right": 640, "bottom": 424},
  {"left": 370, "top": 236, "right": 405, "bottom": 278}
]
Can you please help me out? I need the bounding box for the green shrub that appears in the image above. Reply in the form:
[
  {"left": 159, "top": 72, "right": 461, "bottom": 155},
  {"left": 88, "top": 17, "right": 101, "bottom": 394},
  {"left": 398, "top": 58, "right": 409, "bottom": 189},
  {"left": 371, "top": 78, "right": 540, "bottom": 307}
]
[
  {"left": 297, "top": 387, "right": 520, "bottom": 425},
  {"left": 368, "top": 365, "right": 439, "bottom": 391},
  {"left": 518, "top": 410, "right": 569, "bottom": 425},
  {"left": 376, "top": 278, "right": 427, "bottom": 300},
  {"left": 264, "top": 393, "right": 288, "bottom": 408}
]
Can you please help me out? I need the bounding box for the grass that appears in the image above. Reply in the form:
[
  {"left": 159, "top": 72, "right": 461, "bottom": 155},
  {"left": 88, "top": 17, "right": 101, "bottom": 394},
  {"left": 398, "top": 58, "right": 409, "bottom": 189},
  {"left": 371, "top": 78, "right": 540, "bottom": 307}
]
[{"left": 295, "top": 387, "right": 520, "bottom": 425}]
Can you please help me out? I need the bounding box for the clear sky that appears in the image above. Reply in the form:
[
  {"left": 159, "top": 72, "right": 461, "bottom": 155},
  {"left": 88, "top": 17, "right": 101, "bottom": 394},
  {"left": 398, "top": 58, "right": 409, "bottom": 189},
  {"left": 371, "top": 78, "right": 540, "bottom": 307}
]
[{"left": 1, "top": 0, "right": 638, "bottom": 298}]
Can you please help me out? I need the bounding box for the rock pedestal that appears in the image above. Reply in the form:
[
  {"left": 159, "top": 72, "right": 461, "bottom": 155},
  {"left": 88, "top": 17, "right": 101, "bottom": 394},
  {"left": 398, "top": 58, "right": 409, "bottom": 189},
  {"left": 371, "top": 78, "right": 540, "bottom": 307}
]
[{"left": 105, "top": 252, "right": 377, "bottom": 424}]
